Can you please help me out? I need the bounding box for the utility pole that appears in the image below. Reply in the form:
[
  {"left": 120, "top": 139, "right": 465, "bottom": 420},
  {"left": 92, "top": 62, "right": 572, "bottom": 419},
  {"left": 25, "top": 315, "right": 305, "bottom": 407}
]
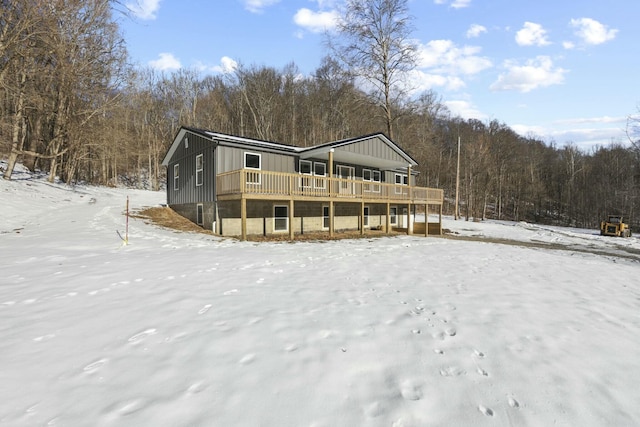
[{"left": 455, "top": 136, "right": 460, "bottom": 220}]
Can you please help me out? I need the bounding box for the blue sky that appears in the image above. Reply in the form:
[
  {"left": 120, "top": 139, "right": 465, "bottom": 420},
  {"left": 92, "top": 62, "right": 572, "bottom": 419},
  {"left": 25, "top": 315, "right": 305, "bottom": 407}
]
[{"left": 119, "top": 0, "right": 640, "bottom": 150}]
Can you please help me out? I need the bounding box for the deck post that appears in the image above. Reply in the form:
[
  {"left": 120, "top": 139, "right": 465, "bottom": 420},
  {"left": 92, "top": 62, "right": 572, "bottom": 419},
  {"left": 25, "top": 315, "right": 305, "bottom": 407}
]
[
  {"left": 386, "top": 202, "right": 391, "bottom": 235},
  {"left": 360, "top": 202, "right": 365, "bottom": 235},
  {"left": 439, "top": 203, "right": 443, "bottom": 235},
  {"left": 407, "top": 165, "right": 412, "bottom": 235},
  {"left": 425, "top": 203, "right": 429, "bottom": 237},
  {"left": 329, "top": 149, "right": 335, "bottom": 238},
  {"left": 289, "top": 198, "right": 294, "bottom": 240},
  {"left": 240, "top": 196, "right": 247, "bottom": 241}
]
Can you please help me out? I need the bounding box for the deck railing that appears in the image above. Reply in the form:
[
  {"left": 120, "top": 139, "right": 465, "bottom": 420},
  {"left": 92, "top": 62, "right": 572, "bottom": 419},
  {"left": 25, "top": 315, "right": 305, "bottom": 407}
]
[{"left": 217, "top": 169, "right": 443, "bottom": 204}]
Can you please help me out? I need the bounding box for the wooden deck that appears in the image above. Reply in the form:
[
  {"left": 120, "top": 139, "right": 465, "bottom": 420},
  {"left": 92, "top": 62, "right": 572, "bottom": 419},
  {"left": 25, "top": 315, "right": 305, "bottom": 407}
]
[
  {"left": 216, "top": 170, "right": 444, "bottom": 241},
  {"left": 217, "top": 169, "right": 444, "bottom": 205}
]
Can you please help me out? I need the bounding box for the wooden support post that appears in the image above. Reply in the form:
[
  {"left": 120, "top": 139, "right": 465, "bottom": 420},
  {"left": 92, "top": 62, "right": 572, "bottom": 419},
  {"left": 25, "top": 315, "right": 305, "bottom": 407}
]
[
  {"left": 425, "top": 204, "right": 429, "bottom": 237},
  {"left": 360, "top": 202, "right": 365, "bottom": 235},
  {"left": 329, "top": 149, "right": 334, "bottom": 238},
  {"left": 439, "top": 203, "right": 443, "bottom": 235},
  {"left": 407, "top": 165, "right": 412, "bottom": 235},
  {"left": 289, "top": 198, "right": 294, "bottom": 241},
  {"left": 240, "top": 197, "right": 247, "bottom": 241},
  {"left": 386, "top": 202, "right": 391, "bottom": 235}
]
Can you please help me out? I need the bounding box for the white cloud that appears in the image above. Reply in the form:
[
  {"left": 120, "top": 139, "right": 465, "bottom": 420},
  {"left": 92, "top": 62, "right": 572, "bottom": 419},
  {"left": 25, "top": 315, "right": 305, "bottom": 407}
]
[
  {"left": 434, "top": 0, "right": 471, "bottom": 8},
  {"left": 516, "top": 22, "right": 551, "bottom": 46},
  {"left": 293, "top": 8, "right": 339, "bottom": 33},
  {"left": 466, "top": 24, "right": 487, "bottom": 39},
  {"left": 445, "top": 99, "right": 487, "bottom": 120},
  {"left": 562, "top": 41, "right": 575, "bottom": 50},
  {"left": 555, "top": 116, "right": 627, "bottom": 126},
  {"left": 126, "top": 0, "right": 161, "bottom": 20},
  {"left": 490, "top": 56, "right": 567, "bottom": 93},
  {"left": 148, "top": 53, "right": 181, "bottom": 71},
  {"left": 212, "top": 56, "right": 239, "bottom": 74},
  {"left": 570, "top": 18, "right": 618, "bottom": 45},
  {"left": 242, "top": 0, "right": 280, "bottom": 14},
  {"left": 418, "top": 40, "right": 492, "bottom": 76},
  {"left": 408, "top": 70, "right": 466, "bottom": 92}
]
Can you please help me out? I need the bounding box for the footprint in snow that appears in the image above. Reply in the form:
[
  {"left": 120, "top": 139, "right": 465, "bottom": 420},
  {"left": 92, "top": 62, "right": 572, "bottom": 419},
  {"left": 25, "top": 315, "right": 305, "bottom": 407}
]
[
  {"left": 473, "top": 349, "right": 485, "bottom": 358},
  {"left": 400, "top": 380, "right": 423, "bottom": 401},
  {"left": 508, "top": 396, "right": 520, "bottom": 408},
  {"left": 478, "top": 404, "right": 494, "bottom": 416},
  {"left": 198, "top": 304, "right": 212, "bottom": 315},
  {"left": 83, "top": 358, "right": 108, "bottom": 374},
  {"left": 439, "top": 366, "right": 466, "bottom": 377},
  {"left": 128, "top": 328, "right": 157, "bottom": 344},
  {"left": 239, "top": 354, "right": 256, "bottom": 365},
  {"left": 476, "top": 367, "right": 489, "bottom": 376}
]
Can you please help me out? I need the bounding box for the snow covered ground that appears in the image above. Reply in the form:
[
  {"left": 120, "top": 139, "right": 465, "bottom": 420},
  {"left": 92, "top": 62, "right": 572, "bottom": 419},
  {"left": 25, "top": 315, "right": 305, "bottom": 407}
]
[{"left": 2, "top": 164, "right": 640, "bottom": 427}]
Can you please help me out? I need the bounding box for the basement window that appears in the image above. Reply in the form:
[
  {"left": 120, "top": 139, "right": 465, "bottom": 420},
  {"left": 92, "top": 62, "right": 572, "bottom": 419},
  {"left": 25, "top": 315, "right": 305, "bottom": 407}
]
[
  {"left": 197, "top": 204, "right": 203, "bottom": 225},
  {"left": 274, "top": 205, "right": 288, "bottom": 232}
]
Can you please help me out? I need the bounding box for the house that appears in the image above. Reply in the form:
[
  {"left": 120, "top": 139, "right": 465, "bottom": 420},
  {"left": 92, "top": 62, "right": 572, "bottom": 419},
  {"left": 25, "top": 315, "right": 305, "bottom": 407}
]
[{"left": 161, "top": 126, "right": 443, "bottom": 240}]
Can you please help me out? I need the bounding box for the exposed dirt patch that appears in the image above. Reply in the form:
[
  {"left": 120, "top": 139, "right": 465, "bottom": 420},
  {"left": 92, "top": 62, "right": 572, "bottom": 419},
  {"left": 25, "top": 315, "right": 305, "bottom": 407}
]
[
  {"left": 132, "top": 207, "right": 215, "bottom": 235},
  {"left": 133, "top": 207, "right": 640, "bottom": 260},
  {"left": 133, "top": 206, "right": 402, "bottom": 241}
]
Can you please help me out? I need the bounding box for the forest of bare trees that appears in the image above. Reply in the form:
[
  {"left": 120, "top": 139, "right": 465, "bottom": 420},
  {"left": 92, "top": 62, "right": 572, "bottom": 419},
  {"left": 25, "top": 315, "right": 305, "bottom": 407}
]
[{"left": 1, "top": 0, "right": 639, "bottom": 229}]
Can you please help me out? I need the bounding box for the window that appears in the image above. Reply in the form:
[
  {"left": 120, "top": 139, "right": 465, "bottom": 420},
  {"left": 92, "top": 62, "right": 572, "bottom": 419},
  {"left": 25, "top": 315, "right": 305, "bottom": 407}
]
[
  {"left": 244, "top": 152, "right": 261, "bottom": 184},
  {"left": 322, "top": 205, "right": 330, "bottom": 230},
  {"left": 173, "top": 164, "right": 179, "bottom": 190},
  {"left": 390, "top": 207, "right": 397, "bottom": 225},
  {"left": 363, "top": 206, "right": 369, "bottom": 227},
  {"left": 197, "top": 204, "right": 203, "bottom": 225},
  {"left": 274, "top": 205, "right": 288, "bottom": 232},
  {"left": 395, "top": 173, "right": 408, "bottom": 185},
  {"left": 195, "top": 154, "right": 203, "bottom": 186},
  {"left": 364, "top": 169, "right": 380, "bottom": 193},
  {"left": 300, "top": 160, "right": 312, "bottom": 174},
  {"left": 245, "top": 152, "right": 261, "bottom": 169},
  {"left": 314, "top": 162, "right": 326, "bottom": 189},
  {"left": 300, "top": 160, "right": 312, "bottom": 188},
  {"left": 372, "top": 170, "right": 381, "bottom": 193},
  {"left": 395, "top": 173, "right": 407, "bottom": 194}
]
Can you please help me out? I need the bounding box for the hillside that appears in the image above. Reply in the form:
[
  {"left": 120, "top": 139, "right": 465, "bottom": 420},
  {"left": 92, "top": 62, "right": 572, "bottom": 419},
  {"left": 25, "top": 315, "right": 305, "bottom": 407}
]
[{"left": 1, "top": 166, "right": 639, "bottom": 426}]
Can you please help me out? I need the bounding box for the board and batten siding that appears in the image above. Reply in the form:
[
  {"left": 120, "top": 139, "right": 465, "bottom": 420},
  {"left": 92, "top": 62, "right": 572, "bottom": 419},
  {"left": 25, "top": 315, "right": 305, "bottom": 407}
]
[
  {"left": 336, "top": 136, "right": 409, "bottom": 165},
  {"left": 166, "top": 132, "right": 216, "bottom": 206},
  {"left": 216, "top": 145, "right": 296, "bottom": 174}
]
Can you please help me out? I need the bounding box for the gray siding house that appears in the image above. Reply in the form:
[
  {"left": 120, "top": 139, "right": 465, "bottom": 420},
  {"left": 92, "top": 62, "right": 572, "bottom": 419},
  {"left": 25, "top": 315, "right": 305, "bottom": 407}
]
[{"left": 161, "top": 127, "right": 443, "bottom": 240}]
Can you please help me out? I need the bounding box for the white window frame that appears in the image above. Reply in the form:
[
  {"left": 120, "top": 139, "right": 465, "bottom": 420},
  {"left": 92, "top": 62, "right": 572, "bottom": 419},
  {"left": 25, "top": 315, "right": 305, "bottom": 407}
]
[
  {"left": 389, "top": 206, "right": 398, "bottom": 225},
  {"left": 363, "top": 206, "right": 370, "bottom": 227},
  {"left": 372, "top": 170, "right": 381, "bottom": 193},
  {"left": 173, "top": 163, "right": 179, "bottom": 190},
  {"left": 322, "top": 205, "right": 330, "bottom": 230},
  {"left": 395, "top": 173, "right": 407, "bottom": 194},
  {"left": 274, "top": 205, "right": 289, "bottom": 232},
  {"left": 337, "top": 165, "right": 355, "bottom": 195},
  {"left": 244, "top": 152, "right": 261, "bottom": 185},
  {"left": 299, "top": 160, "right": 312, "bottom": 188},
  {"left": 195, "top": 154, "right": 203, "bottom": 187},
  {"left": 196, "top": 203, "right": 204, "bottom": 225},
  {"left": 314, "top": 162, "right": 326, "bottom": 189}
]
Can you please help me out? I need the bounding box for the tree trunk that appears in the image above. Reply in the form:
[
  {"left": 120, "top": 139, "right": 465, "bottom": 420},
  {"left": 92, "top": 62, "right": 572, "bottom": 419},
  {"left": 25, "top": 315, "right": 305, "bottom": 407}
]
[{"left": 3, "top": 72, "right": 27, "bottom": 180}]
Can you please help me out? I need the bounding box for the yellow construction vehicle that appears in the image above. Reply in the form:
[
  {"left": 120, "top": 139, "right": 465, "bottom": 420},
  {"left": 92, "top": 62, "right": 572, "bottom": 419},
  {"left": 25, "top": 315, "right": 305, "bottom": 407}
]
[{"left": 600, "top": 215, "right": 632, "bottom": 237}]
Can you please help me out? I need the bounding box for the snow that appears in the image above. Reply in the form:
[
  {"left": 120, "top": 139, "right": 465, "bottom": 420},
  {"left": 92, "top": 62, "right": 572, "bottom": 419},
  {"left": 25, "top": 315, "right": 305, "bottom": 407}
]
[{"left": 2, "top": 164, "right": 640, "bottom": 426}]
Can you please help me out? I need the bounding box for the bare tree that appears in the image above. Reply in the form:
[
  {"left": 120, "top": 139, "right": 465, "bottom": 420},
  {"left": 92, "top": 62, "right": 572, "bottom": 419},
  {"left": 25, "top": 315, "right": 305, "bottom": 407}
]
[{"left": 329, "top": 0, "right": 417, "bottom": 139}]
